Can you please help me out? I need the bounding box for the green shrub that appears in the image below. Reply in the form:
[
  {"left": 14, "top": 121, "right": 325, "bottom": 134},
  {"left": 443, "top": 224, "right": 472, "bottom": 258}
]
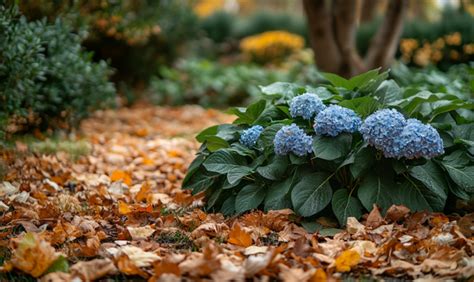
[
  {"left": 148, "top": 58, "right": 322, "bottom": 107},
  {"left": 200, "top": 11, "right": 236, "bottom": 44},
  {"left": 184, "top": 69, "right": 473, "bottom": 226},
  {"left": 234, "top": 10, "right": 308, "bottom": 41},
  {"left": 0, "top": 6, "right": 115, "bottom": 138},
  {"left": 13, "top": 0, "right": 199, "bottom": 84}
]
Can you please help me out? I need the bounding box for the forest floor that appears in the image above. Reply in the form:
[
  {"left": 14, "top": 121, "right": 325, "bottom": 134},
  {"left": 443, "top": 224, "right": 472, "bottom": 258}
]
[{"left": 0, "top": 105, "right": 473, "bottom": 281}]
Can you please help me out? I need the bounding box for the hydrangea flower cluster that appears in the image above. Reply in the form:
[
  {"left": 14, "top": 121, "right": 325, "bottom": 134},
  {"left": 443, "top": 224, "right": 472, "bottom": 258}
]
[
  {"left": 239, "top": 125, "right": 264, "bottom": 147},
  {"left": 359, "top": 109, "right": 407, "bottom": 157},
  {"left": 396, "top": 119, "right": 444, "bottom": 159},
  {"left": 289, "top": 93, "right": 326, "bottom": 120},
  {"left": 360, "top": 109, "right": 444, "bottom": 159},
  {"left": 313, "top": 105, "right": 362, "bottom": 136},
  {"left": 274, "top": 124, "right": 312, "bottom": 156}
]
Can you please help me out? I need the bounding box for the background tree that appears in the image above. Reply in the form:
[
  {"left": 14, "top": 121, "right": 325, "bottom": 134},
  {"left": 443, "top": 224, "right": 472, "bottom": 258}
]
[{"left": 303, "top": 0, "right": 408, "bottom": 77}]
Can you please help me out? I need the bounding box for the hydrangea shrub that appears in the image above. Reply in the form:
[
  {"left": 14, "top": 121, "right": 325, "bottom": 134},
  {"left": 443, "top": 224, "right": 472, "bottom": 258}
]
[{"left": 184, "top": 69, "right": 474, "bottom": 226}]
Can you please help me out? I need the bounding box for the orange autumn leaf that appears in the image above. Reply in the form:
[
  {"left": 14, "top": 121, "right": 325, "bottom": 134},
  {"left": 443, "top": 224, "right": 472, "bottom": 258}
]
[
  {"left": 135, "top": 182, "right": 151, "bottom": 203},
  {"left": 10, "top": 233, "right": 60, "bottom": 277},
  {"left": 311, "top": 268, "right": 327, "bottom": 282},
  {"left": 335, "top": 249, "right": 360, "bottom": 272},
  {"left": 142, "top": 158, "right": 155, "bottom": 165},
  {"left": 110, "top": 170, "right": 132, "bottom": 186},
  {"left": 118, "top": 201, "right": 132, "bottom": 215},
  {"left": 153, "top": 260, "right": 181, "bottom": 278},
  {"left": 116, "top": 254, "right": 149, "bottom": 278},
  {"left": 228, "top": 223, "right": 252, "bottom": 247}
]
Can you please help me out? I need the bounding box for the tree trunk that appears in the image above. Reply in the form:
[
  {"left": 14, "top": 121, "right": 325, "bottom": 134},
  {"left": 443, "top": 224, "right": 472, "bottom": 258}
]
[
  {"left": 303, "top": 0, "right": 408, "bottom": 77},
  {"left": 302, "top": 0, "right": 341, "bottom": 73},
  {"left": 360, "top": 0, "right": 379, "bottom": 23},
  {"left": 365, "top": 0, "right": 408, "bottom": 70}
]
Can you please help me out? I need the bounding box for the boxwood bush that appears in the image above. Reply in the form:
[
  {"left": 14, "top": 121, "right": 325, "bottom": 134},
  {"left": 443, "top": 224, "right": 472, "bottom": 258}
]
[
  {"left": 0, "top": 6, "right": 115, "bottom": 138},
  {"left": 183, "top": 69, "right": 474, "bottom": 225}
]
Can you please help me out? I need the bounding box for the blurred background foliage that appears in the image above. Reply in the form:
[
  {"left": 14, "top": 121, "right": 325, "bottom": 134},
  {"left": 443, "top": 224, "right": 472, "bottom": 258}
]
[{"left": 1, "top": 0, "right": 473, "bottom": 138}]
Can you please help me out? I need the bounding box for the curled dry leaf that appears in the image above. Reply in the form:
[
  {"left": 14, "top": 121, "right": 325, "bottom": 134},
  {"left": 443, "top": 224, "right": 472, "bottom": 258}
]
[
  {"left": 127, "top": 225, "right": 156, "bottom": 240},
  {"left": 228, "top": 223, "right": 252, "bottom": 247},
  {"left": 10, "top": 233, "right": 61, "bottom": 278},
  {"left": 70, "top": 258, "right": 117, "bottom": 281}
]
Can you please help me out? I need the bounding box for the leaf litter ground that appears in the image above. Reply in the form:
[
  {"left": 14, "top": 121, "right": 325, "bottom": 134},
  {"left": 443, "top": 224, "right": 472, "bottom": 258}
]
[{"left": 0, "top": 105, "right": 473, "bottom": 281}]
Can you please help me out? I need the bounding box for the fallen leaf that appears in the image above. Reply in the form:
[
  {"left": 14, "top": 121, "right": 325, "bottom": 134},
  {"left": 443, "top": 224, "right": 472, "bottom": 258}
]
[
  {"left": 118, "top": 245, "right": 160, "bottom": 267},
  {"left": 118, "top": 201, "right": 132, "bottom": 215},
  {"left": 127, "top": 225, "right": 155, "bottom": 240},
  {"left": 116, "top": 254, "right": 149, "bottom": 278},
  {"left": 334, "top": 249, "right": 360, "bottom": 272},
  {"left": 110, "top": 170, "right": 132, "bottom": 186},
  {"left": 135, "top": 182, "right": 151, "bottom": 203},
  {"left": 311, "top": 268, "right": 328, "bottom": 282},
  {"left": 10, "top": 233, "right": 61, "bottom": 277},
  {"left": 366, "top": 204, "right": 384, "bottom": 228},
  {"left": 70, "top": 258, "right": 117, "bottom": 281},
  {"left": 457, "top": 213, "right": 474, "bottom": 237},
  {"left": 385, "top": 205, "right": 410, "bottom": 222},
  {"left": 228, "top": 223, "right": 252, "bottom": 247}
]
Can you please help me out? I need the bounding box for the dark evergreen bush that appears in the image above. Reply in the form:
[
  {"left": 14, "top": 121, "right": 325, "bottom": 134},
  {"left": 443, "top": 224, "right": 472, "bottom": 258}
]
[{"left": 0, "top": 6, "right": 115, "bottom": 138}]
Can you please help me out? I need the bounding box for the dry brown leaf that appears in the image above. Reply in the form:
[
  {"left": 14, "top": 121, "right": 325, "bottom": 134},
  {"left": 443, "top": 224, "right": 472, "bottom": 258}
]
[
  {"left": 228, "top": 223, "right": 252, "bottom": 247},
  {"left": 10, "top": 233, "right": 60, "bottom": 278},
  {"left": 385, "top": 205, "right": 410, "bottom": 223},
  {"left": 70, "top": 258, "right": 117, "bottom": 281},
  {"left": 366, "top": 204, "right": 384, "bottom": 228}
]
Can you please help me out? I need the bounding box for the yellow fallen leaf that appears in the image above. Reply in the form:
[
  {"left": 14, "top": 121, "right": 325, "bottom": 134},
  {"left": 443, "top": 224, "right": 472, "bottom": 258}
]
[
  {"left": 311, "top": 268, "right": 327, "bottom": 282},
  {"left": 118, "top": 201, "right": 132, "bottom": 215},
  {"left": 135, "top": 182, "right": 151, "bottom": 203},
  {"left": 228, "top": 223, "right": 252, "bottom": 247},
  {"left": 110, "top": 170, "right": 132, "bottom": 186},
  {"left": 335, "top": 249, "right": 360, "bottom": 272}
]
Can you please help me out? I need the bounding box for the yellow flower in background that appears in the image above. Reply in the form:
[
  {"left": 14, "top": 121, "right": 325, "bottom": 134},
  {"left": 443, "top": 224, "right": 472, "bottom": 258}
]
[
  {"left": 449, "top": 50, "right": 460, "bottom": 60},
  {"left": 400, "top": 38, "right": 419, "bottom": 54},
  {"left": 194, "top": 0, "right": 225, "bottom": 17},
  {"left": 433, "top": 38, "right": 445, "bottom": 49},
  {"left": 413, "top": 43, "right": 432, "bottom": 67},
  {"left": 463, "top": 44, "right": 474, "bottom": 55},
  {"left": 240, "top": 31, "right": 304, "bottom": 64},
  {"left": 445, "top": 32, "right": 462, "bottom": 46}
]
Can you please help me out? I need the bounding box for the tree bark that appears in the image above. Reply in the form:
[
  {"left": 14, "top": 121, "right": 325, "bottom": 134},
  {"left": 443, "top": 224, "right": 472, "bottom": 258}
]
[
  {"left": 333, "top": 0, "right": 364, "bottom": 77},
  {"left": 302, "top": 0, "right": 341, "bottom": 73},
  {"left": 360, "top": 0, "right": 379, "bottom": 23},
  {"left": 365, "top": 0, "right": 408, "bottom": 70},
  {"left": 303, "top": 0, "right": 408, "bottom": 77}
]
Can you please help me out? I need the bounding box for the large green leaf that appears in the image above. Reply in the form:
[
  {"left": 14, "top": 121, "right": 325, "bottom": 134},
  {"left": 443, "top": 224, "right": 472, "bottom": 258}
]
[
  {"left": 441, "top": 150, "right": 474, "bottom": 199},
  {"left": 259, "top": 82, "right": 304, "bottom": 100},
  {"left": 228, "top": 100, "right": 266, "bottom": 125},
  {"left": 221, "top": 195, "right": 236, "bottom": 216},
  {"left": 45, "top": 255, "right": 69, "bottom": 274},
  {"left": 322, "top": 73, "right": 352, "bottom": 89},
  {"left": 182, "top": 169, "right": 217, "bottom": 194},
  {"left": 349, "top": 146, "right": 376, "bottom": 178},
  {"left": 182, "top": 154, "right": 206, "bottom": 187},
  {"left": 357, "top": 174, "right": 399, "bottom": 212},
  {"left": 257, "top": 156, "right": 288, "bottom": 180},
  {"left": 338, "top": 96, "right": 379, "bottom": 118},
  {"left": 203, "top": 150, "right": 245, "bottom": 174},
  {"left": 331, "top": 189, "right": 363, "bottom": 226},
  {"left": 264, "top": 176, "right": 293, "bottom": 211},
  {"left": 409, "top": 161, "right": 448, "bottom": 210},
  {"left": 291, "top": 172, "right": 333, "bottom": 217},
  {"left": 206, "top": 136, "right": 229, "bottom": 152},
  {"left": 312, "top": 134, "right": 352, "bottom": 161},
  {"left": 396, "top": 179, "right": 437, "bottom": 212},
  {"left": 235, "top": 184, "right": 266, "bottom": 213},
  {"left": 227, "top": 166, "right": 253, "bottom": 185},
  {"left": 373, "top": 80, "right": 403, "bottom": 105}
]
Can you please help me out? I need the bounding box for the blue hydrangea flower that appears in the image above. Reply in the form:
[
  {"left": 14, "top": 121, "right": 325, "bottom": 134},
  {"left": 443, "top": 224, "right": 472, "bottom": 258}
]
[
  {"left": 289, "top": 93, "right": 326, "bottom": 120},
  {"left": 274, "top": 124, "right": 313, "bottom": 156},
  {"left": 313, "top": 105, "right": 362, "bottom": 136},
  {"left": 360, "top": 109, "right": 407, "bottom": 157},
  {"left": 397, "top": 119, "right": 444, "bottom": 159},
  {"left": 239, "top": 125, "right": 264, "bottom": 147}
]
